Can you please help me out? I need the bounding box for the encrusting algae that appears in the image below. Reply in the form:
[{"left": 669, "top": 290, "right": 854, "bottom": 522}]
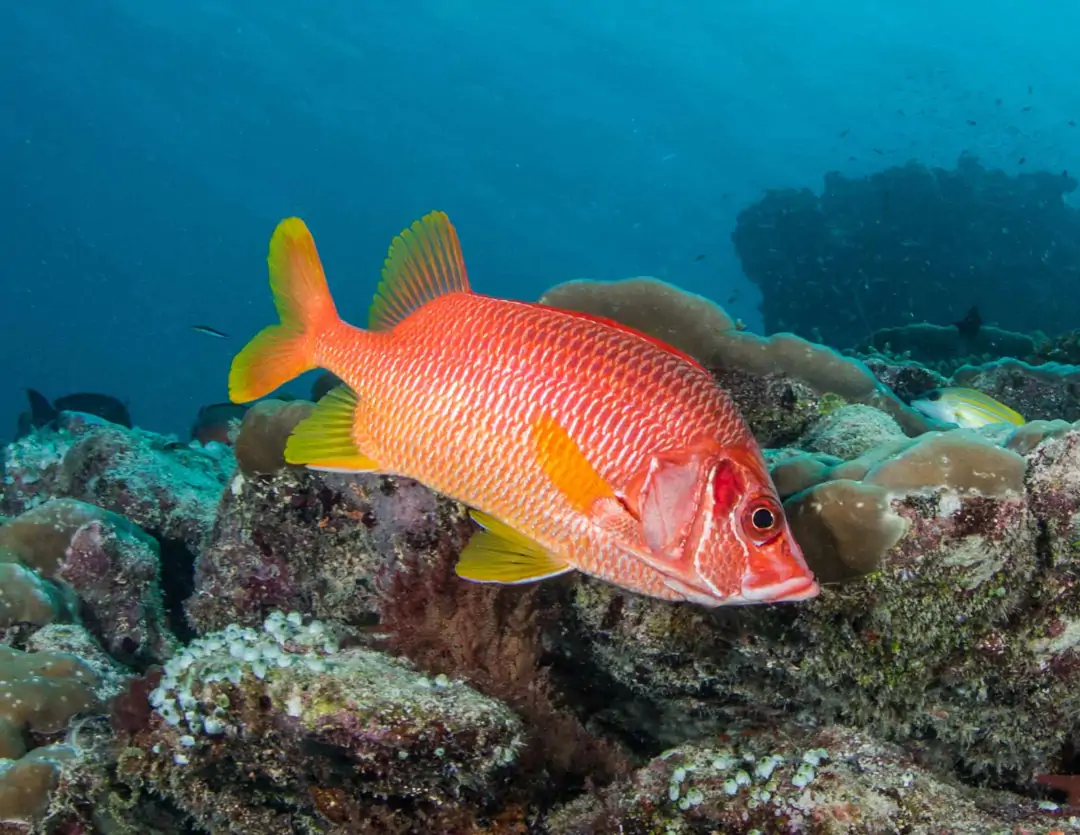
[{"left": 228, "top": 212, "right": 819, "bottom": 607}]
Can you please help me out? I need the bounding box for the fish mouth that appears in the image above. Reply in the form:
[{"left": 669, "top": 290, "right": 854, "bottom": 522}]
[{"left": 740, "top": 575, "right": 820, "bottom": 603}]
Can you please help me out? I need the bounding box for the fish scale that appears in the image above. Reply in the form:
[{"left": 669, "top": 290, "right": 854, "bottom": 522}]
[
  {"left": 229, "top": 211, "right": 818, "bottom": 607},
  {"left": 339, "top": 297, "right": 731, "bottom": 526}
]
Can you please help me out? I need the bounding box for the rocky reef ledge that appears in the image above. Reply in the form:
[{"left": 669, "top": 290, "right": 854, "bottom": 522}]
[{"left": 6, "top": 284, "right": 1080, "bottom": 831}]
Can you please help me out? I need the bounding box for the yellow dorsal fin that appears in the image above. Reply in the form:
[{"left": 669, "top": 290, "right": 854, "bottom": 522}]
[
  {"left": 284, "top": 385, "right": 382, "bottom": 472},
  {"left": 455, "top": 510, "right": 572, "bottom": 584},
  {"left": 368, "top": 211, "right": 471, "bottom": 331},
  {"left": 532, "top": 413, "right": 619, "bottom": 515}
]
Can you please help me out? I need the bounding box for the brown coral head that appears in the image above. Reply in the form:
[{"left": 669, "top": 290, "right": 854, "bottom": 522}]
[
  {"left": 234, "top": 399, "right": 315, "bottom": 476},
  {"left": 784, "top": 479, "right": 908, "bottom": 583}
]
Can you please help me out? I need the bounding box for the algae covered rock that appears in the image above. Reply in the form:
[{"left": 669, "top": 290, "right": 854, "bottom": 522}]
[
  {"left": 546, "top": 724, "right": 1069, "bottom": 834},
  {"left": 0, "top": 498, "right": 173, "bottom": 663},
  {"left": 1, "top": 418, "right": 233, "bottom": 550},
  {"left": 186, "top": 466, "right": 471, "bottom": 635},
  {"left": 798, "top": 403, "right": 907, "bottom": 460},
  {"left": 555, "top": 424, "right": 1076, "bottom": 784},
  {"left": 708, "top": 367, "right": 823, "bottom": 447},
  {"left": 126, "top": 612, "right": 524, "bottom": 833}
]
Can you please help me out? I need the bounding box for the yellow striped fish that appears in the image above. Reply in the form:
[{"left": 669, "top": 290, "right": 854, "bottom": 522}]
[{"left": 910, "top": 387, "right": 1025, "bottom": 429}]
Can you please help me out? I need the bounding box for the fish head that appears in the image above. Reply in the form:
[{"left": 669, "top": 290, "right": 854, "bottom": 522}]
[
  {"left": 630, "top": 446, "right": 818, "bottom": 606},
  {"left": 911, "top": 389, "right": 964, "bottom": 426}
]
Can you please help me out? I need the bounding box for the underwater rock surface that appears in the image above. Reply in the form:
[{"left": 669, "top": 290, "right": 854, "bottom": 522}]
[
  {"left": 121, "top": 613, "right": 524, "bottom": 832},
  {"left": 5, "top": 354, "right": 1080, "bottom": 831},
  {"left": 547, "top": 724, "right": 1063, "bottom": 834}
]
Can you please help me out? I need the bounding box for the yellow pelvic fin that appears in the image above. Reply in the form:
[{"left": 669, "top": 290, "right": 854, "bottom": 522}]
[
  {"left": 368, "top": 211, "right": 471, "bottom": 331},
  {"left": 532, "top": 413, "right": 619, "bottom": 516},
  {"left": 229, "top": 218, "right": 340, "bottom": 403},
  {"left": 455, "top": 510, "right": 572, "bottom": 584},
  {"left": 284, "top": 385, "right": 381, "bottom": 472}
]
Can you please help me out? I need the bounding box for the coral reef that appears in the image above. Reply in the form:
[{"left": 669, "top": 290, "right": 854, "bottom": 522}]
[
  {"left": 557, "top": 421, "right": 1080, "bottom": 792},
  {"left": 0, "top": 744, "right": 78, "bottom": 827},
  {"left": 856, "top": 321, "right": 1039, "bottom": 373},
  {"left": 118, "top": 612, "right": 524, "bottom": 832},
  {"left": 1, "top": 413, "right": 232, "bottom": 550},
  {"left": 732, "top": 152, "right": 1080, "bottom": 345},
  {"left": 9, "top": 286, "right": 1080, "bottom": 831},
  {"left": 0, "top": 645, "right": 99, "bottom": 760},
  {"left": 189, "top": 461, "right": 632, "bottom": 800},
  {"left": 0, "top": 640, "right": 108, "bottom": 832},
  {"left": 0, "top": 499, "right": 172, "bottom": 663},
  {"left": 951, "top": 358, "right": 1080, "bottom": 422},
  {"left": 547, "top": 724, "right": 1069, "bottom": 834}
]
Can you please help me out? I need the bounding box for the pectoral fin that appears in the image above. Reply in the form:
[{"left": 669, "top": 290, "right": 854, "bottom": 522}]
[
  {"left": 455, "top": 510, "right": 573, "bottom": 584},
  {"left": 532, "top": 414, "right": 620, "bottom": 512}
]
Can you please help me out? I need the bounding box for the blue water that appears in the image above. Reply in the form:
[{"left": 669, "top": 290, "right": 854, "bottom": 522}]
[{"left": 5, "top": 0, "right": 1079, "bottom": 437}]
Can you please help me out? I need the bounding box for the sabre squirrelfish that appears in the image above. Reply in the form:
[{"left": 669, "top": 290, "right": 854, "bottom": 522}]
[{"left": 229, "top": 212, "right": 819, "bottom": 607}]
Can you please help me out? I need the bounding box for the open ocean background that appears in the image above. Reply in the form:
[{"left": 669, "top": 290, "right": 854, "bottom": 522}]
[{"left": 5, "top": 0, "right": 1079, "bottom": 437}]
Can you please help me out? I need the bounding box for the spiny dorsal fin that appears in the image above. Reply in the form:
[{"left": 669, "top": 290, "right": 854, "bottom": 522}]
[
  {"left": 368, "top": 211, "right": 471, "bottom": 331},
  {"left": 455, "top": 510, "right": 572, "bottom": 584},
  {"left": 284, "top": 385, "right": 382, "bottom": 472}
]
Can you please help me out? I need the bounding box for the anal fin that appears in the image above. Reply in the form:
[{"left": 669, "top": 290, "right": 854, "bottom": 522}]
[
  {"left": 284, "top": 385, "right": 382, "bottom": 472},
  {"left": 455, "top": 510, "right": 573, "bottom": 584}
]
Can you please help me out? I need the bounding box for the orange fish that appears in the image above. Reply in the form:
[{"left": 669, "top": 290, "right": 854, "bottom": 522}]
[{"left": 229, "top": 212, "right": 819, "bottom": 606}]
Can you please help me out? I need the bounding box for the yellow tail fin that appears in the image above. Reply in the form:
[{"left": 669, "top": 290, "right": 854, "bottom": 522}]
[{"left": 229, "top": 218, "right": 340, "bottom": 403}]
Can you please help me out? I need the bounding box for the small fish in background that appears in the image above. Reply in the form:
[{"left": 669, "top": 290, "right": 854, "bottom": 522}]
[
  {"left": 191, "top": 402, "right": 250, "bottom": 445},
  {"left": 228, "top": 211, "right": 818, "bottom": 607},
  {"left": 17, "top": 389, "right": 132, "bottom": 438},
  {"left": 910, "top": 387, "right": 1025, "bottom": 429},
  {"left": 311, "top": 371, "right": 343, "bottom": 402},
  {"left": 953, "top": 305, "right": 982, "bottom": 340},
  {"left": 192, "top": 325, "right": 229, "bottom": 339}
]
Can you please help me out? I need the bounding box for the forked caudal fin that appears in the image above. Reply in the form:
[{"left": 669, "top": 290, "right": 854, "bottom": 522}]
[
  {"left": 230, "top": 211, "right": 470, "bottom": 404},
  {"left": 229, "top": 218, "right": 341, "bottom": 403}
]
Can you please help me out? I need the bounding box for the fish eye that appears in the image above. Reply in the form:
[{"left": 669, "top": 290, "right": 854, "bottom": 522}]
[
  {"left": 751, "top": 506, "right": 776, "bottom": 531},
  {"left": 742, "top": 499, "right": 783, "bottom": 545},
  {"left": 927, "top": 390, "right": 941, "bottom": 401}
]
